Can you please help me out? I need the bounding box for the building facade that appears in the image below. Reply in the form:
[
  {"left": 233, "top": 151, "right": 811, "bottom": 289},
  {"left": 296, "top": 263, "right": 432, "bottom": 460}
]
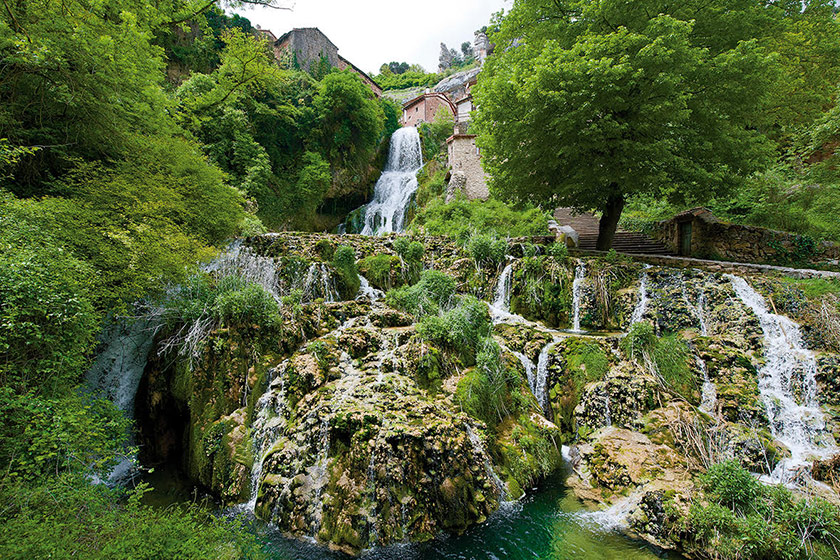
[
  {"left": 273, "top": 28, "right": 382, "bottom": 97},
  {"left": 402, "top": 92, "right": 456, "bottom": 128}
]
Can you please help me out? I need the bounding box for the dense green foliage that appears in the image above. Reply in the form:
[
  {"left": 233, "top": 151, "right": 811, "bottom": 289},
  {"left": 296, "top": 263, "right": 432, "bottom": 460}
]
[
  {"left": 676, "top": 461, "right": 840, "bottom": 559},
  {"left": 474, "top": 0, "right": 840, "bottom": 249},
  {"left": 410, "top": 198, "right": 550, "bottom": 242},
  {"left": 0, "top": 475, "right": 265, "bottom": 560}
]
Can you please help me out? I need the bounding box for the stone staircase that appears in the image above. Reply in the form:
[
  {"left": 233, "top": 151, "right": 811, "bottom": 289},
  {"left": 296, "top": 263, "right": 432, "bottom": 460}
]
[{"left": 553, "top": 208, "right": 675, "bottom": 255}]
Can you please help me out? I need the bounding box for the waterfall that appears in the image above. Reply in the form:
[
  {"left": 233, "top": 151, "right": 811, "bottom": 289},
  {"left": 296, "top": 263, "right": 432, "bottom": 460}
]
[
  {"left": 696, "top": 356, "right": 717, "bottom": 415},
  {"left": 360, "top": 127, "right": 423, "bottom": 235},
  {"left": 535, "top": 340, "right": 560, "bottom": 415},
  {"left": 513, "top": 351, "right": 537, "bottom": 397},
  {"left": 86, "top": 316, "right": 158, "bottom": 485},
  {"left": 311, "top": 416, "right": 332, "bottom": 535},
  {"left": 489, "top": 262, "right": 515, "bottom": 323},
  {"left": 203, "top": 240, "right": 282, "bottom": 304},
  {"left": 629, "top": 267, "right": 650, "bottom": 326},
  {"left": 357, "top": 275, "right": 384, "bottom": 302},
  {"left": 302, "top": 263, "right": 339, "bottom": 303},
  {"left": 727, "top": 275, "right": 837, "bottom": 484},
  {"left": 465, "top": 424, "right": 508, "bottom": 502},
  {"left": 697, "top": 292, "right": 709, "bottom": 336},
  {"left": 571, "top": 262, "right": 586, "bottom": 333}
]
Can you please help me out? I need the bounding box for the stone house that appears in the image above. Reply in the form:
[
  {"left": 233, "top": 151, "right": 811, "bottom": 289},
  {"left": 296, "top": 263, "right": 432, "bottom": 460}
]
[
  {"left": 402, "top": 92, "right": 456, "bottom": 128},
  {"left": 445, "top": 76, "right": 488, "bottom": 201},
  {"left": 654, "top": 207, "right": 840, "bottom": 264},
  {"left": 273, "top": 27, "right": 382, "bottom": 97}
]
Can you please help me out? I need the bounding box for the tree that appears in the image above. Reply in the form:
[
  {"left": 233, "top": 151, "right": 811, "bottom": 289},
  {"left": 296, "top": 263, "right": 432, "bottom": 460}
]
[{"left": 473, "top": 0, "right": 785, "bottom": 249}]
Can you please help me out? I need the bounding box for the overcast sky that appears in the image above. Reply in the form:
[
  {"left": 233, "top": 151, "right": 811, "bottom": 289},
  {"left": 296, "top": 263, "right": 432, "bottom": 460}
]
[{"left": 235, "top": 0, "right": 511, "bottom": 75}]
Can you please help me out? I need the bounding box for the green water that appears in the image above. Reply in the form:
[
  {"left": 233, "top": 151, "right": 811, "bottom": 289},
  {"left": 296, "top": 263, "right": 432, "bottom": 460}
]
[{"left": 258, "top": 467, "right": 682, "bottom": 560}]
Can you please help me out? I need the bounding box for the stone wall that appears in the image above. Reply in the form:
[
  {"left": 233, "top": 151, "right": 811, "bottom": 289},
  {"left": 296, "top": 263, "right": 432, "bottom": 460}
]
[
  {"left": 445, "top": 134, "right": 489, "bottom": 201},
  {"left": 275, "top": 28, "right": 340, "bottom": 73},
  {"left": 654, "top": 215, "right": 840, "bottom": 266}
]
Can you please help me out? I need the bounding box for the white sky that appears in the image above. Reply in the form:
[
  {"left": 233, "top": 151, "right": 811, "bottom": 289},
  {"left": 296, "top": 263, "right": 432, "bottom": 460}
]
[{"left": 235, "top": 0, "right": 511, "bottom": 75}]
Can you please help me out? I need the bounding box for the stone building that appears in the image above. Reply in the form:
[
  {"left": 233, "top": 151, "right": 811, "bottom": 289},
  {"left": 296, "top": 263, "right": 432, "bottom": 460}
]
[
  {"left": 273, "top": 28, "right": 382, "bottom": 97},
  {"left": 402, "top": 92, "right": 456, "bottom": 128},
  {"left": 444, "top": 76, "right": 488, "bottom": 201}
]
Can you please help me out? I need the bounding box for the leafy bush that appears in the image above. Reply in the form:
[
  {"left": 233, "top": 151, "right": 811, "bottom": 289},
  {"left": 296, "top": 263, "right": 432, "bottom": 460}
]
[
  {"left": 410, "top": 197, "right": 550, "bottom": 241},
  {"left": 0, "top": 475, "right": 266, "bottom": 560},
  {"left": 0, "top": 213, "right": 99, "bottom": 393},
  {"left": 546, "top": 242, "right": 569, "bottom": 262},
  {"left": 213, "top": 277, "right": 281, "bottom": 330},
  {"left": 332, "top": 245, "right": 360, "bottom": 296},
  {"left": 467, "top": 232, "right": 508, "bottom": 270},
  {"left": 678, "top": 461, "right": 840, "bottom": 560},
  {"left": 385, "top": 269, "right": 457, "bottom": 316},
  {"left": 393, "top": 237, "right": 425, "bottom": 283},
  {"left": 417, "top": 295, "right": 491, "bottom": 365},
  {"left": 417, "top": 110, "right": 455, "bottom": 160},
  {"left": 358, "top": 254, "right": 401, "bottom": 291}
]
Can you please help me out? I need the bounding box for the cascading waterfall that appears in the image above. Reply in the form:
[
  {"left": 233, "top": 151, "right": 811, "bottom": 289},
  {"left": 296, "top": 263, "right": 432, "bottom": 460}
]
[
  {"left": 465, "top": 424, "right": 508, "bottom": 502},
  {"left": 203, "top": 240, "right": 282, "bottom": 303},
  {"left": 86, "top": 316, "right": 159, "bottom": 484},
  {"left": 513, "top": 351, "right": 537, "bottom": 397},
  {"left": 696, "top": 292, "right": 709, "bottom": 336},
  {"left": 360, "top": 127, "right": 423, "bottom": 235},
  {"left": 302, "top": 263, "right": 339, "bottom": 303},
  {"left": 357, "top": 275, "right": 384, "bottom": 302},
  {"left": 535, "top": 340, "right": 560, "bottom": 415},
  {"left": 629, "top": 267, "right": 650, "bottom": 325},
  {"left": 696, "top": 356, "right": 717, "bottom": 415},
  {"left": 727, "top": 274, "right": 837, "bottom": 484},
  {"left": 571, "top": 262, "right": 586, "bottom": 333},
  {"left": 493, "top": 263, "right": 514, "bottom": 313}
]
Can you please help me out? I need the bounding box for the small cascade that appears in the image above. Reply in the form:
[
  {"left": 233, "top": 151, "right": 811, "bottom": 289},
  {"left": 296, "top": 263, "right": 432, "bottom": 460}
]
[
  {"left": 697, "top": 292, "right": 709, "bottom": 336},
  {"left": 602, "top": 391, "right": 612, "bottom": 427},
  {"left": 576, "top": 496, "right": 635, "bottom": 532},
  {"left": 302, "top": 263, "right": 339, "bottom": 303},
  {"left": 359, "top": 127, "right": 423, "bottom": 235},
  {"left": 535, "top": 340, "right": 560, "bottom": 415},
  {"left": 512, "top": 351, "right": 537, "bottom": 397},
  {"left": 311, "top": 416, "right": 332, "bottom": 536},
  {"left": 696, "top": 356, "right": 717, "bottom": 415},
  {"left": 86, "top": 316, "right": 159, "bottom": 485},
  {"left": 243, "top": 362, "right": 289, "bottom": 513},
  {"left": 489, "top": 262, "right": 516, "bottom": 323},
  {"left": 727, "top": 275, "right": 837, "bottom": 484},
  {"left": 629, "top": 267, "right": 650, "bottom": 326},
  {"left": 357, "top": 275, "right": 384, "bottom": 302},
  {"left": 465, "top": 424, "right": 508, "bottom": 502},
  {"left": 571, "top": 262, "right": 586, "bottom": 333},
  {"left": 203, "top": 240, "right": 282, "bottom": 303}
]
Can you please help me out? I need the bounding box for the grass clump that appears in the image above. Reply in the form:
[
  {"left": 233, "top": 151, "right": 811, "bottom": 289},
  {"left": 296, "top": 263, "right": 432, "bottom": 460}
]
[
  {"left": 455, "top": 339, "right": 519, "bottom": 428},
  {"left": 332, "top": 245, "right": 360, "bottom": 297},
  {"left": 622, "top": 323, "right": 697, "bottom": 400},
  {"left": 675, "top": 461, "right": 840, "bottom": 560},
  {"left": 385, "top": 269, "right": 457, "bottom": 316}
]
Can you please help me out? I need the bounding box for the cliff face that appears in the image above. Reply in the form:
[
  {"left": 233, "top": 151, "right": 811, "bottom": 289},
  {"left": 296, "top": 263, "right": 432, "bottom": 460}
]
[{"left": 135, "top": 232, "right": 840, "bottom": 556}]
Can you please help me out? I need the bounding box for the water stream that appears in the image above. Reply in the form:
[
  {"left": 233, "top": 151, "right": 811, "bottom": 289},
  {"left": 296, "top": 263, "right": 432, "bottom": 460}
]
[
  {"left": 258, "top": 468, "right": 681, "bottom": 560},
  {"left": 630, "top": 267, "right": 650, "bottom": 326},
  {"left": 571, "top": 262, "right": 586, "bottom": 333},
  {"left": 359, "top": 127, "right": 423, "bottom": 235},
  {"left": 727, "top": 275, "right": 837, "bottom": 484}
]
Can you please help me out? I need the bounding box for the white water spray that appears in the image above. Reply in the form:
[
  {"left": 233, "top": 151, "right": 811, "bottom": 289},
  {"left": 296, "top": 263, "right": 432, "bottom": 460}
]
[
  {"left": 465, "top": 424, "right": 508, "bottom": 502},
  {"left": 303, "top": 263, "right": 339, "bottom": 303},
  {"left": 360, "top": 127, "right": 423, "bottom": 235},
  {"left": 571, "top": 262, "right": 586, "bottom": 333},
  {"left": 629, "top": 267, "right": 650, "bottom": 326},
  {"left": 357, "top": 275, "right": 384, "bottom": 302},
  {"left": 535, "top": 340, "right": 560, "bottom": 414},
  {"left": 696, "top": 356, "right": 717, "bottom": 415},
  {"left": 727, "top": 275, "right": 836, "bottom": 484}
]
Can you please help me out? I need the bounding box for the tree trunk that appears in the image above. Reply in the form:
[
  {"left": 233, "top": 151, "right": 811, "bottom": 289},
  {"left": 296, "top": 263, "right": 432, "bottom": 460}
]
[{"left": 596, "top": 191, "right": 625, "bottom": 251}]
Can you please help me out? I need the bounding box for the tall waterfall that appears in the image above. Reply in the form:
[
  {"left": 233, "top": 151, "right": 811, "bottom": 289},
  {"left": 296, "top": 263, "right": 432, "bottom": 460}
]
[
  {"left": 535, "top": 340, "right": 560, "bottom": 415},
  {"left": 727, "top": 275, "right": 837, "bottom": 484},
  {"left": 86, "top": 316, "right": 159, "bottom": 484},
  {"left": 360, "top": 127, "right": 423, "bottom": 235}
]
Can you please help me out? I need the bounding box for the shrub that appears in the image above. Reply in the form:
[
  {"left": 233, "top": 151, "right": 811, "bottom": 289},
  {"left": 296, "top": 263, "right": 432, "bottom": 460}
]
[
  {"left": 701, "top": 460, "right": 764, "bottom": 514},
  {"left": 385, "top": 269, "right": 456, "bottom": 316},
  {"left": 409, "top": 197, "right": 550, "bottom": 241},
  {"left": 547, "top": 242, "right": 569, "bottom": 261},
  {"left": 393, "top": 237, "right": 425, "bottom": 283},
  {"left": 213, "top": 279, "right": 281, "bottom": 330},
  {"left": 467, "top": 232, "right": 508, "bottom": 269},
  {"left": 417, "top": 295, "right": 491, "bottom": 364},
  {"left": 456, "top": 338, "right": 519, "bottom": 427},
  {"left": 358, "top": 254, "right": 401, "bottom": 291},
  {"left": 332, "top": 245, "right": 360, "bottom": 296}
]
